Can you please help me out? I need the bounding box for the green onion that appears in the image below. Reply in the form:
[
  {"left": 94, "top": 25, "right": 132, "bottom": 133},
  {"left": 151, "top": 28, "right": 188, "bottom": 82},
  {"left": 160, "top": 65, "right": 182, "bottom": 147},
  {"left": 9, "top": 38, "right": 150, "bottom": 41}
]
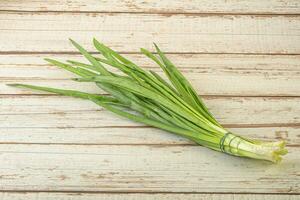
[{"left": 8, "top": 38, "right": 287, "bottom": 163}]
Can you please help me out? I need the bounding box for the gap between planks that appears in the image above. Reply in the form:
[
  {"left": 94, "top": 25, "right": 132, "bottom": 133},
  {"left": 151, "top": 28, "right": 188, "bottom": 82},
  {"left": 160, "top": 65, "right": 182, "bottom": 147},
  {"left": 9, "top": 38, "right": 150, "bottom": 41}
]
[
  {"left": 1, "top": 10, "right": 300, "bottom": 16},
  {"left": 2, "top": 124, "right": 300, "bottom": 129},
  {"left": 0, "top": 192, "right": 299, "bottom": 200},
  {"left": 0, "top": 143, "right": 298, "bottom": 148},
  {"left": 2, "top": 94, "right": 300, "bottom": 98},
  {"left": 0, "top": 190, "right": 299, "bottom": 195},
  {"left": 1, "top": 51, "right": 300, "bottom": 56}
]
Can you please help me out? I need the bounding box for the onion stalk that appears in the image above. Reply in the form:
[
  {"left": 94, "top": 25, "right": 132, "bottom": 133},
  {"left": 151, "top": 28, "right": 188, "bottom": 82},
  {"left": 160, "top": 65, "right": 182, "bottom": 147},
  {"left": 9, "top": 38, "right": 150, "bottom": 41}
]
[{"left": 8, "top": 39, "right": 287, "bottom": 163}]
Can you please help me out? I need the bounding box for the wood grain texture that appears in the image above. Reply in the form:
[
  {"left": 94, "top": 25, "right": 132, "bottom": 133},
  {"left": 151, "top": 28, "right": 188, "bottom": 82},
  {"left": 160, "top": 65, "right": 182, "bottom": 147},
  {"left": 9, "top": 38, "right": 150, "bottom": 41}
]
[
  {"left": 1, "top": 96, "right": 299, "bottom": 127},
  {"left": 0, "top": 192, "right": 299, "bottom": 200},
  {"left": 0, "top": 0, "right": 299, "bottom": 198},
  {"left": 1, "top": 96, "right": 299, "bottom": 145},
  {"left": 1, "top": 54, "right": 300, "bottom": 96},
  {"left": 1, "top": 12, "right": 300, "bottom": 54},
  {"left": 1, "top": 0, "right": 300, "bottom": 14},
  {"left": 0, "top": 144, "right": 299, "bottom": 193},
  {"left": 1, "top": 126, "right": 298, "bottom": 146}
]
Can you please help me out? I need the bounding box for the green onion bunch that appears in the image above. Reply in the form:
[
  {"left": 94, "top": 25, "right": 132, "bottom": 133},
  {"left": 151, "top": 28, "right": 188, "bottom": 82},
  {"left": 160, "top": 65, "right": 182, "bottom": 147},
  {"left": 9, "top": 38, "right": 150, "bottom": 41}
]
[{"left": 8, "top": 39, "right": 287, "bottom": 163}]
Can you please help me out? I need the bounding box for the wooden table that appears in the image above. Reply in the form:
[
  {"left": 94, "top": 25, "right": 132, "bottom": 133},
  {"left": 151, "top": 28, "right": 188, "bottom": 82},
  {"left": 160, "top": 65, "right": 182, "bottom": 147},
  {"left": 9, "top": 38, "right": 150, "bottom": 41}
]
[{"left": 0, "top": 1, "right": 299, "bottom": 199}]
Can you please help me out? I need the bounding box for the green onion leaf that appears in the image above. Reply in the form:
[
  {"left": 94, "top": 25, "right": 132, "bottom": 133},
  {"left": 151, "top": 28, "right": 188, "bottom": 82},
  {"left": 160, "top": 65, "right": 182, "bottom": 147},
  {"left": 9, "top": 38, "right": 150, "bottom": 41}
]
[{"left": 7, "top": 39, "right": 287, "bottom": 163}]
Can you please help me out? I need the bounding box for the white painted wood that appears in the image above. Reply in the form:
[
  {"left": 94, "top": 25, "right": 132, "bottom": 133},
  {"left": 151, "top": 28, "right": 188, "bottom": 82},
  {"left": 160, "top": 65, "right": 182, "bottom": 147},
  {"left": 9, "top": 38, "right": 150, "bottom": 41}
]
[
  {"left": 0, "top": 192, "right": 299, "bottom": 200},
  {"left": 0, "top": 0, "right": 299, "bottom": 198},
  {"left": 1, "top": 0, "right": 300, "bottom": 14},
  {"left": 1, "top": 54, "right": 300, "bottom": 96},
  {"left": 1, "top": 96, "right": 299, "bottom": 145},
  {"left": 0, "top": 144, "right": 299, "bottom": 193},
  {"left": 0, "top": 126, "right": 298, "bottom": 146},
  {"left": 1, "top": 96, "right": 299, "bottom": 127},
  {"left": 0, "top": 12, "right": 299, "bottom": 54}
]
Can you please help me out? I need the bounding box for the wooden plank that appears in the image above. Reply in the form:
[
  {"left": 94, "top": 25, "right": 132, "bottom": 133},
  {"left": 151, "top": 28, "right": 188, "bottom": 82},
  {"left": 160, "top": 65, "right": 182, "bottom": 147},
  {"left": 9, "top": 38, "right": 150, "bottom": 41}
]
[
  {"left": 1, "top": 96, "right": 299, "bottom": 144},
  {"left": 1, "top": 54, "right": 300, "bottom": 96},
  {"left": 1, "top": 12, "right": 299, "bottom": 54},
  {"left": 0, "top": 192, "right": 299, "bottom": 200},
  {"left": 1, "top": 0, "right": 300, "bottom": 14},
  {"left": 1, "top": 96, "right": 299, "bottom": 127},
  {"left": 0, "top": 126, "right": 298, "bottom": 146},
  {"left": 0, "top": 144, "right": 299, "bottom": 193}
]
